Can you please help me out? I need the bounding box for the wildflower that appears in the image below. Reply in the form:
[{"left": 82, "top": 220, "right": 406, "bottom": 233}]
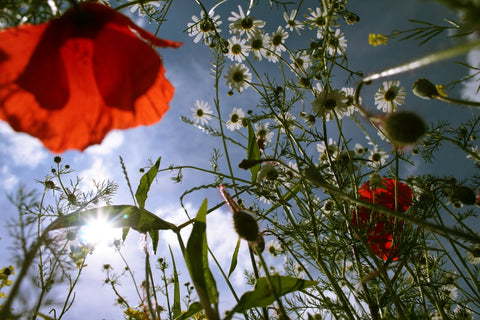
[
  {"left": 191, "top": 100, "right": 212, "bottom": 125},
  {"left": 248, "top": 30, "right": 270, "bottom": 61},
  {"left": 368, "top": 146, "right": 389, "bottom": 167},
  {"left": 129, "top": 0, "right": 161, "bottom": 17},
  {"left": 321, "top": 28, "right": 347, "bottom": 56},
  {"left": 352, "top": 177, "right": 413, "bottom": 261},
  {"left": 305, "top": 7, "right": 338, "bottom": 38},
  {"left": 283, "top": 10, "right": 304, "bottom": 35},
  {"left": 368, "top": 33, "right": 387, "bottom": 46},
  {"left": 341, "top": 87, "right": 359, "bottom": 115},
  {"left": 187, "top": 10, "right": 222, "bottom": 44},
  {"left": 312, "top": 89, "right": 349, "bottom": 121},
  {"left": 226, "top": 36, "right": 250, "bottom": 62},
  {"left": 269, "top": 26, "right": 289, "bottom": 55},
  {"left": 466, "top": 245, "right": 480, "bottom": 264},
  {"left": 226, "top": 107, "right": 245, "bottom": 131},
  {"left": 374, "top": 81, "right": 407, "bottom": 112},
  {"left": 316, "top": 138, "right": 338, "bottom": 162},
  {"left": 228, "top": 5, "right": 265, "bottom": 36},
  {"left": 225, "top": 63, "right": 252, "bottom": 92},
  {"left": 290, "top": 51, "right": 312, "bottom": 74},
  {"left": 255, "top": 122, "right": 274, "bottom": 145},
  {"left": 257, "top": 163, "right": 279, "bottom": 181},
  {"left": 266, "top": 240, "right": 282, "bottom": 257},
  {"left": 0, "top": 2, "right": 181, "bottom": 153},
  {"left": 275, "top": 112, "right": 296, "bottom": 133}
]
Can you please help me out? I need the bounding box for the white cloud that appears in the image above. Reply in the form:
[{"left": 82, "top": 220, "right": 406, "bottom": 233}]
[
  {"left": 85, "top": 130, "right": 125, "bottom": 156},
  {"left": 0, "top": 165, "right": 19, "bottom": 192},
  {"left": 0, "top": 122, "right": 48, "bottom": 168},
  {"left": 461, "top": 48, "right": 480, "bottom": 101}
]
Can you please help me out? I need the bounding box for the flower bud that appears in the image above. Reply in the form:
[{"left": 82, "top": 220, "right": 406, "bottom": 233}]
[
  {"left": 233, "top": 211, "right": 259, "bottom": 242},
  {"left": 249, "top": 232, "right": 265, "bottom": 255},
  {"left": 383, "top": 111, "right": 426, "bottom": 146},
  {"left": 412, "top": 78, "right": 439, "bottom": 99},
  {"left": 451, "top": 185, "right": 476, "bottom": 205}
]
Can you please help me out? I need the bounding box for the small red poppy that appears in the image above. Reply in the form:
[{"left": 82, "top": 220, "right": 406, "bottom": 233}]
[
  {"left": 352, "top": 178, "right": 413, "bottom": 261},
  {"left": 0, "top": 2, "right": 181, "bottom": 153}
]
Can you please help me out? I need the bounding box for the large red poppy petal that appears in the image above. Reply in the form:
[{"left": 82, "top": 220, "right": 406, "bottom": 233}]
[
  {"left": 15, "top": 21, "right": 70, "bottom": 110},
  {"left": 93, "top": 22, "right": 160, "bottom": 110}
]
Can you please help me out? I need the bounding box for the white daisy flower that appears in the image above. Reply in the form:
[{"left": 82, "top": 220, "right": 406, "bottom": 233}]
[
  {"left": 316, "top": 138, "right": 338, "bottom": 162},
  {"left": 269, "top": 26, "right": 288, "bottom": 55},
  {"left": 191, "top": 100, "right": 212, "bottom": 125},
  {"left": 312, "top": 89, "right": 349, "bottom": 121},
  {"left": 225, "top": 63, "right": 252, "bottom": 92},
  {"left": 228, "top": 5, "right": 265, "bottom": 36},
  {"left": 266, "top": 240, "right": 282, "bottom": 257},
  {"left": 290, "top": 51, "right": 312, "bottom": 74},
  {"left": 283, "top": 10, "right": 304, "bottom": 35},
  {"left": 275, "top": 112, "right": 296, "bottom": 133},
  {"left": 129, "top": 0, "right": 161, "bottom": 16},
  {"left": 226, "top": 36, "right": 250, "bottom": 62},
  {"left": 305, "top": 7, "right": 338, "bottom": 38},
  {"left": 374, "top": 80, "right": 407, "bottom": 112},
  {"left": 320, "top": 28, "right": 347, "bottom": 56},
  {"left": 226, "top": 107, "right": 245, "bottom": 131},
  {"left": 341, "top": 87, "right": 359, "bottom": 116},
  {"left": 187, "top": 10, "right": 222, "bottom": 44},
  {"left": 368, "top": 146, "right": 389, "bottom": 167},
  {"left": 248, "top": 30, "right": 270, "bottom": 61},
  {"left": 255, "top": 122, "right": 274, "bottom": 145},
  {"left": 467, "top": 245, "right": 480, "bottom": 264}
]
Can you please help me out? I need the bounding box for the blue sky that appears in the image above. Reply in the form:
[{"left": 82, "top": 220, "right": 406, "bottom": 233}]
[{"left": 1, "top": 0, "right": 479, "bottom": 318}]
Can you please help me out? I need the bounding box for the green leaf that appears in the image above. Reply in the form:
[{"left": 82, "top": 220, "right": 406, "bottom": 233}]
[
  {"left": 169, "top": 246, "right": 182, "bottom": 319},
  {"left": 225, "top": 276, "right": 317, "bottom": 319},
  {"left": 149, "top": 230, "right": 159, "bottom": 254},
  {"left": 48, "top": 205, "right": 176, "bottom": 233},
  {"left": 135, "top": 157, "right": 161, "bottom": 209},
  {"left": 174, "top": 302, "right": 203, "bottom": 320},
  {"left": 247, "top": 121, "right": 261, "bottom": 182},
  {"left": 185, "top": 199, "right": 219, "bottom": 309},
  {"left": 228, "top": 237, "right": 241, "bottom": 278}
]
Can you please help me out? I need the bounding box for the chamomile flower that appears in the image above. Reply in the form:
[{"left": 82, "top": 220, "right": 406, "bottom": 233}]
[
  {"left": 187, "top": 10, "right": 222, "bottom": 44},
  {"left": 305, "top": 7, "right": 338, "bottom": 38},
  {"left": 466, "top": 245, "right": 480, "bottom": 264},
  {"left": 341, "top": 87, "right": 359, "bottom": 116},
  {"left": 312, "top": 89, "right": 349, "bottom": 121},
  {"left": 248, "top": 30, "right": 270, "bottom": 61},
  {"left": 354, "top": 143, "right": 368, "bottom": 157},
  {"left": 368, "top": 146, "right": 389, "bottom": 167},
  {"left": 290, "top": 51, "right": 312, "bottom": 74},
  {"left": 283, "top": 10, "right": 304, "bottom": 35},
  {"left": 191, "top": 100, "right": 212, "bottom": 125},
  {"left": 225, "top": 63, "right": 252, "bottom": 92},
  {"left": 226, "top": 36, "right": 250, "bottom": 62},
  {"left": 321, "top": 28, "right": 347, "bottom": 56},
  {"left": 275, "top": 112, "right": 296, "bottom": 133},
  {"left": 129, "top": 0, "right": 161, "bottom": 16},
  {"left": 269, "top": 26, "right": 288, "bottom": 55},
  {"left": 316, "top": 138, "right": 338, "bottom": 162},
  {"left": 374, "top": 80, "right": 407, "bottom": 112},
  {"left": 255, "top": 122, "right": 274, "bottom": 145},
  {"left": 266, "top": 240, "right": 282, "bottom": 257},
  {"left": 228, "top": 5, "right": 265, "bottom": 36},
  {"left": 226, "top": 107, "right": 245, "bottom": 131}
]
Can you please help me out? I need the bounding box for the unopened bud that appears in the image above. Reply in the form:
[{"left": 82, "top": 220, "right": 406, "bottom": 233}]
[
  {"left": 451, "top": 185, "right": 476, "bottom": 205},
  {"left": 233, "top": 211, "right": 259, "bottom": 242},
  {"left": 412, "top": 78, "right": 439, "bottom": 100},
  {"left": 383, "top": 111, "right": 426, "bottom": 146}
]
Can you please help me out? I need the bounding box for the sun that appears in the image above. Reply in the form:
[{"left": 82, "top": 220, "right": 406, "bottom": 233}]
[{"left": 78, "top": 215, "right": 122, "bottom": 247}]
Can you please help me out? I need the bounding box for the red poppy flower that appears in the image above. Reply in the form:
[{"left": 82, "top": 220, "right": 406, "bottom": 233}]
[
  {"left": 352, "top": 178, "right": 413, "bottom": 261},
  {"left": 0, "top": 2, "right": 181, "bottom": 153}
]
